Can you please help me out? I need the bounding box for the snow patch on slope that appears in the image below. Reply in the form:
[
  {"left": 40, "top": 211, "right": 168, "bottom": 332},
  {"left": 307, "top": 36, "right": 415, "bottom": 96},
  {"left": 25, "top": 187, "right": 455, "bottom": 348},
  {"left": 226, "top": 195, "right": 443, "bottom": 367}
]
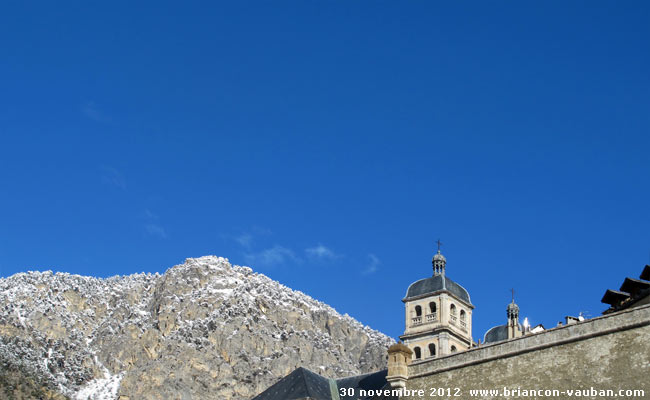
[
  {"left": 0, "top": 255, "right": 394, "bottom": 399},
  {"left": 74, "top": 371, "right": 124, "bottom": 400}
]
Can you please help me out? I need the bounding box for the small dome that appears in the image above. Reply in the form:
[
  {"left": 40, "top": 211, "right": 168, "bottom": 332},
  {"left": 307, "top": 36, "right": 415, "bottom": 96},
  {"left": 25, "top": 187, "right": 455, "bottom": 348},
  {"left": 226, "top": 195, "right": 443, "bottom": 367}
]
[
  {"left": 432, "top": 249, "right": 447, "bottom": 276},
  {"left": 483, "top": 323, "right": 521, "bottom": 343},
  {"left": 484, "top": 325, "right": 508, "bottom": 343},
  {"left": 507, "top": 301, "right": 519, "bottom": 312}
]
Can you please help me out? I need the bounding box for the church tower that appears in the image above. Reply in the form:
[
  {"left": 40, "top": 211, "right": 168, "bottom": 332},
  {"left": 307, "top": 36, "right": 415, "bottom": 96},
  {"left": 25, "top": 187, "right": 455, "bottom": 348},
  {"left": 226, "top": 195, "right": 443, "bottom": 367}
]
[
  {"left": 484, "top": 293, "right": 524, "bottom": 343},
  {"left": 507, "top": 296, "right": 522, "bottom": 339},
  {"left": 400, "top": 242, "right": 474, "bottom": 361}
]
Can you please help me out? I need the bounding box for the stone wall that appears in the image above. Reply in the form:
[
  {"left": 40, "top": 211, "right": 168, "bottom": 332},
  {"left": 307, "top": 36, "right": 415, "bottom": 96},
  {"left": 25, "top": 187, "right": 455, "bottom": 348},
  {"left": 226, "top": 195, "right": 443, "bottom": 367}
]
[{"left": 401, "top": 304, "right": 650, "bottom": 400}]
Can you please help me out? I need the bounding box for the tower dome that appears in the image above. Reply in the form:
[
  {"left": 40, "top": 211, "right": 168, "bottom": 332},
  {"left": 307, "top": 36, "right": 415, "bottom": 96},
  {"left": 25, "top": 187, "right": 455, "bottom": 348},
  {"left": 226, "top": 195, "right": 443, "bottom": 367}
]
[
  {"left": 405, "top": 242, "right": 472, "bottom": 304},
  {"left": 432, "top": 251, "right": 446, "bottom": 275},
  {"left": 432, "top": 251, "right": 446, "bottom": 263}
]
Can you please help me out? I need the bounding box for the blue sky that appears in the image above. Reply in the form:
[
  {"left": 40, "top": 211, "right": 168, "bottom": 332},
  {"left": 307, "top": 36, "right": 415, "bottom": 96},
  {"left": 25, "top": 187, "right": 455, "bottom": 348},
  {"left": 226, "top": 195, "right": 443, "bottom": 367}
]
[{"left": 1, "top": 2, "right": 649, "bottom": 341}]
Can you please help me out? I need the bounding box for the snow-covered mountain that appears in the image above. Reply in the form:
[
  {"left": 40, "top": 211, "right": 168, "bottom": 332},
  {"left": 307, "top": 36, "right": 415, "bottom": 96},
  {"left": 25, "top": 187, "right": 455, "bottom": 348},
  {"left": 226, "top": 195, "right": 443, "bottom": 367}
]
[{"left": 0, "top": 256, "right": 394, "bottom": 399}]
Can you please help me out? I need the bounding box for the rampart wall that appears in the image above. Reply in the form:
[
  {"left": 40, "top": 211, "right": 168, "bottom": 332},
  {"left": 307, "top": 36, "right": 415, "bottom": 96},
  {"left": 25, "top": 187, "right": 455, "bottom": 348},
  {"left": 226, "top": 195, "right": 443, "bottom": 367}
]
[{"left": 401, "top": 304, "right": 650, "bottom": 400}]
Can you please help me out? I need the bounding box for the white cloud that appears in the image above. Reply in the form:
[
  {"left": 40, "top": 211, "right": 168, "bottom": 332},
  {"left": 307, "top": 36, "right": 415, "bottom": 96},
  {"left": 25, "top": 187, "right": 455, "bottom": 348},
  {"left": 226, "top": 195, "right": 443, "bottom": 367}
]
[
  {"left": 244, "top": 245, "right": 300, "bottom": 268},
  {"left": 224, "top": 227, "right": 271, "bottom": 249},
  {"left": 101, "top": 166, "right": 126, "bottom": 190},
  {"left": 145, "top": 223, "right": 168, "bottom": 239},
  {"left": 143, "top": 209, "right": 167, "bottom": 239},
  {"left": 305, "top": 244, "right": 339, "bottom": 261},
  {"left": 144, "top": 208, "right": 158, "bottom": 219},
  {"left": 235, "top": 233, "right": 253, "bottom": 249},
  {"left": 82, "top": 101, "right": 111, "bottom": 123},
  {"left": 362, "top": 253, "right": 380, "bottom": 275}
]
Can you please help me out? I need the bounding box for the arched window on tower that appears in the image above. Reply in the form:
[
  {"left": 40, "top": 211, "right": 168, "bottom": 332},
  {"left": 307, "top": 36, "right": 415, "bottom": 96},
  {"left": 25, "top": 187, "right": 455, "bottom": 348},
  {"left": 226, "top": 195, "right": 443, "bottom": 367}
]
[
  {"left": 428, "top": 343, "right": 436, "bottom": 357},
  {"left": 450, "top": 303, "right": 457, "bottom": 324},
  {"left": 427, "top": 302, "right": 437, "bottom": 322},
  {"left": 450, "top": 345, "right": 457, "bottom": 353},
  {"left": 413, "top": 346, "right": 421, "bottom": 360},
  {"left": 412, "top": 305, "right": 423, "bottom": 326},
  {"left": 460, "top": 310, "right": 466, "bottom": 321}
]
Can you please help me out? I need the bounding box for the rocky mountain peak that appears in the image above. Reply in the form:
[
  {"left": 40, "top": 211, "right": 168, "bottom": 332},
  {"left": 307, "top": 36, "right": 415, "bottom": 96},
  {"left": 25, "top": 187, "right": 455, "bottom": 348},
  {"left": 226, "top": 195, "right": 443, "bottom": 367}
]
[{"left": 0, "top": 256, "right": 394, "bottom": 399}]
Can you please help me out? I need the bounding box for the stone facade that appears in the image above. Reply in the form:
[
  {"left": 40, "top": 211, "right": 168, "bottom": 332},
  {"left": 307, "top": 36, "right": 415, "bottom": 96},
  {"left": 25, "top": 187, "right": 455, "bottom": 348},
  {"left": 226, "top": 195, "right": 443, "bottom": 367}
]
[
  {"left": 402, "top": 294, "right": 473, "bottom": 357},
  {"left": 386, "top": 343, "right": 413, "bottom": 389}
]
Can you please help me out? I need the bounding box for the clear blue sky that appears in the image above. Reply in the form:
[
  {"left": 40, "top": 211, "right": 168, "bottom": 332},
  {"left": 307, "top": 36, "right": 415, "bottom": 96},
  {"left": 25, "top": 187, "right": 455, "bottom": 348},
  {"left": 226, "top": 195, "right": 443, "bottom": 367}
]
[{"left": 1, "top": 2, "right": 649, "bottom": 341}]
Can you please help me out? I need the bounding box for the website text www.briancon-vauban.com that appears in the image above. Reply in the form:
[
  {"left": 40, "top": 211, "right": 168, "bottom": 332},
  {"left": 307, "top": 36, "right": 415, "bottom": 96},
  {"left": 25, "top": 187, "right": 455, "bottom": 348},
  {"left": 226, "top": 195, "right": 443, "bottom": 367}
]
[{"left": 339, "top": 386, "right": 646, "bottom": 398}]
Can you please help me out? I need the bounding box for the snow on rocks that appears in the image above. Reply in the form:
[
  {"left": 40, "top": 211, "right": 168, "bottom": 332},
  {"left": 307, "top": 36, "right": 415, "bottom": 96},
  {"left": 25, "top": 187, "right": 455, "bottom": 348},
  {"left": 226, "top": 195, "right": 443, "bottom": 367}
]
[{"left": 0, "top": 256, "right": 394, "bottom": 399}]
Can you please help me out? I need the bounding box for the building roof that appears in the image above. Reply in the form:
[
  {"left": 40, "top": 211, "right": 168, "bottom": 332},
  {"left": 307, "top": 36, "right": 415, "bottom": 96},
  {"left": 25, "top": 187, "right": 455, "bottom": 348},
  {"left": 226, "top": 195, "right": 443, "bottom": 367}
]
[
  {"left": 483, "top": 325, "right": 508, "bottom": 343},
  {"left": 253, "top": 368, "right": 398, "bottom": 400},
  {"left": 601, "top": 289, "right": 630, "bottom": 305},
  {"left": 641, "top": 265, "right": 650, "bottom": 281},
  {"left": 336, "top": 370, "right": 398, "bottom": 400},
  {"left": 404, "top": 274, "right": 472, "bottom": 305},
  {"left": 601, "top": 265, "right": 650, "bottom": 313},
  {"left": 252, "top": 367, "right": 332, "bottom": 400},
  {"left": 483, "top": 324, "right": 522, "bottom": 344},
  {"left": 620, "top": 277, "right": 650, "bottom": 296}
]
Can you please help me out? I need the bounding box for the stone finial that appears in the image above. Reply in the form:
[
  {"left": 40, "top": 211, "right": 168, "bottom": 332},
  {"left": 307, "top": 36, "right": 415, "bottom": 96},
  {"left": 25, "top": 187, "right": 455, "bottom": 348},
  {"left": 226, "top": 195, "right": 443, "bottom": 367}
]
[{"left": 386, "top": 343, "right": 413, "bottom": 389}]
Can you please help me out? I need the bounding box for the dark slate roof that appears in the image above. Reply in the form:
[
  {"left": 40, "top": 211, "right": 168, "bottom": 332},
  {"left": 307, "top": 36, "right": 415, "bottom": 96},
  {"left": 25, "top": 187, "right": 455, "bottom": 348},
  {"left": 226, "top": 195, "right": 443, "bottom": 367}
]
[
  {"left": 252, "top": 367, "right": 332, "bottom": 400},
  {"left": 483, "top": 325, "right": 508, "bottom": 343},
  {"left": 336, "top": 370, "right": 398, "bottom": 400},
  {"left": 620, "top": 277, "right": 650, "bottom": 297},
  {"left": 483, "top": 324, "right": 522, "bottom": 344},
  {"left": 253, "top": 368, "right": 397, "bottom": 400},
  {"left": 404, "top": 274, "right": 472, "bottom": 304},
  {"left": 641, "top": 265, "right": 650, "bottom": 281},
  {"left": 601, "top": 265, "right": 650, "bottom": 314},
  {"left": 601, "top": 289, "right": 631, "bottom": 306}
]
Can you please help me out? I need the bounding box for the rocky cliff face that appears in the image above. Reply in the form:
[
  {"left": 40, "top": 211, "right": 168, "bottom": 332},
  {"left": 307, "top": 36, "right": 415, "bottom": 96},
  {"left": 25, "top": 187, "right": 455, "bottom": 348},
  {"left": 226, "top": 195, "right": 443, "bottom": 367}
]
[{"left": 0, "top": 256, "right": 394, "bottom": 399}]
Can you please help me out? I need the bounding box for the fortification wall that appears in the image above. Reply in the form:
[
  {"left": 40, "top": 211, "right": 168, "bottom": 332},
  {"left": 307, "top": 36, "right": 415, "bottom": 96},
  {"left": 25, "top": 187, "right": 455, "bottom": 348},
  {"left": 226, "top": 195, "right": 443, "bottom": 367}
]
[{"left": 401, "top": 304, "right": 650, "bottom": 400}]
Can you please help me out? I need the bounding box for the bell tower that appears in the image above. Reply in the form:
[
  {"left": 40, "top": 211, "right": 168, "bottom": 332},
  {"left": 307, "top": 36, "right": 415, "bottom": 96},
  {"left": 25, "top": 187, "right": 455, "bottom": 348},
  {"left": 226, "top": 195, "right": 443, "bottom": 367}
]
[
  {"left": 507, "top": 290, "right": 523, "bottom": 339},
  {"left": 400, "top": 241, "right": 474, "bottom": 361}
]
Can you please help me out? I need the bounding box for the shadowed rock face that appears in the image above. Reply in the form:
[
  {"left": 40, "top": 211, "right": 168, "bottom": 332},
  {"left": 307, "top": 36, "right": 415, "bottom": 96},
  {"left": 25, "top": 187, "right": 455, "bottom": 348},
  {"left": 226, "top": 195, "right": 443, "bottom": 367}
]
[
  {"left": 0, "top": 256, "right": 394, "bottom": 399},
  {"left": 0, "top": 358, "right": 69, "bottom": 400}
]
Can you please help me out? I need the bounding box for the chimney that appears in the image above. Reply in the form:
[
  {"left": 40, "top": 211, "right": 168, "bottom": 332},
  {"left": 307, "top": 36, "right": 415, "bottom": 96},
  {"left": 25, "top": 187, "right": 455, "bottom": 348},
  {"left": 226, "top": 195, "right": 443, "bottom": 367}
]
[{"left": 386, "top": 343, "right": 413, "bottom": 389}]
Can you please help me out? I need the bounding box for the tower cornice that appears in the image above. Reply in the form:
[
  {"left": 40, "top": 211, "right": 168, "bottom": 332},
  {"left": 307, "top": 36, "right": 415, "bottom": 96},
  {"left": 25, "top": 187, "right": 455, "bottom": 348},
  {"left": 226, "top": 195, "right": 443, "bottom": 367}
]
[{"left": 402, "top": 290, "right": 475, "bottom": 310}]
